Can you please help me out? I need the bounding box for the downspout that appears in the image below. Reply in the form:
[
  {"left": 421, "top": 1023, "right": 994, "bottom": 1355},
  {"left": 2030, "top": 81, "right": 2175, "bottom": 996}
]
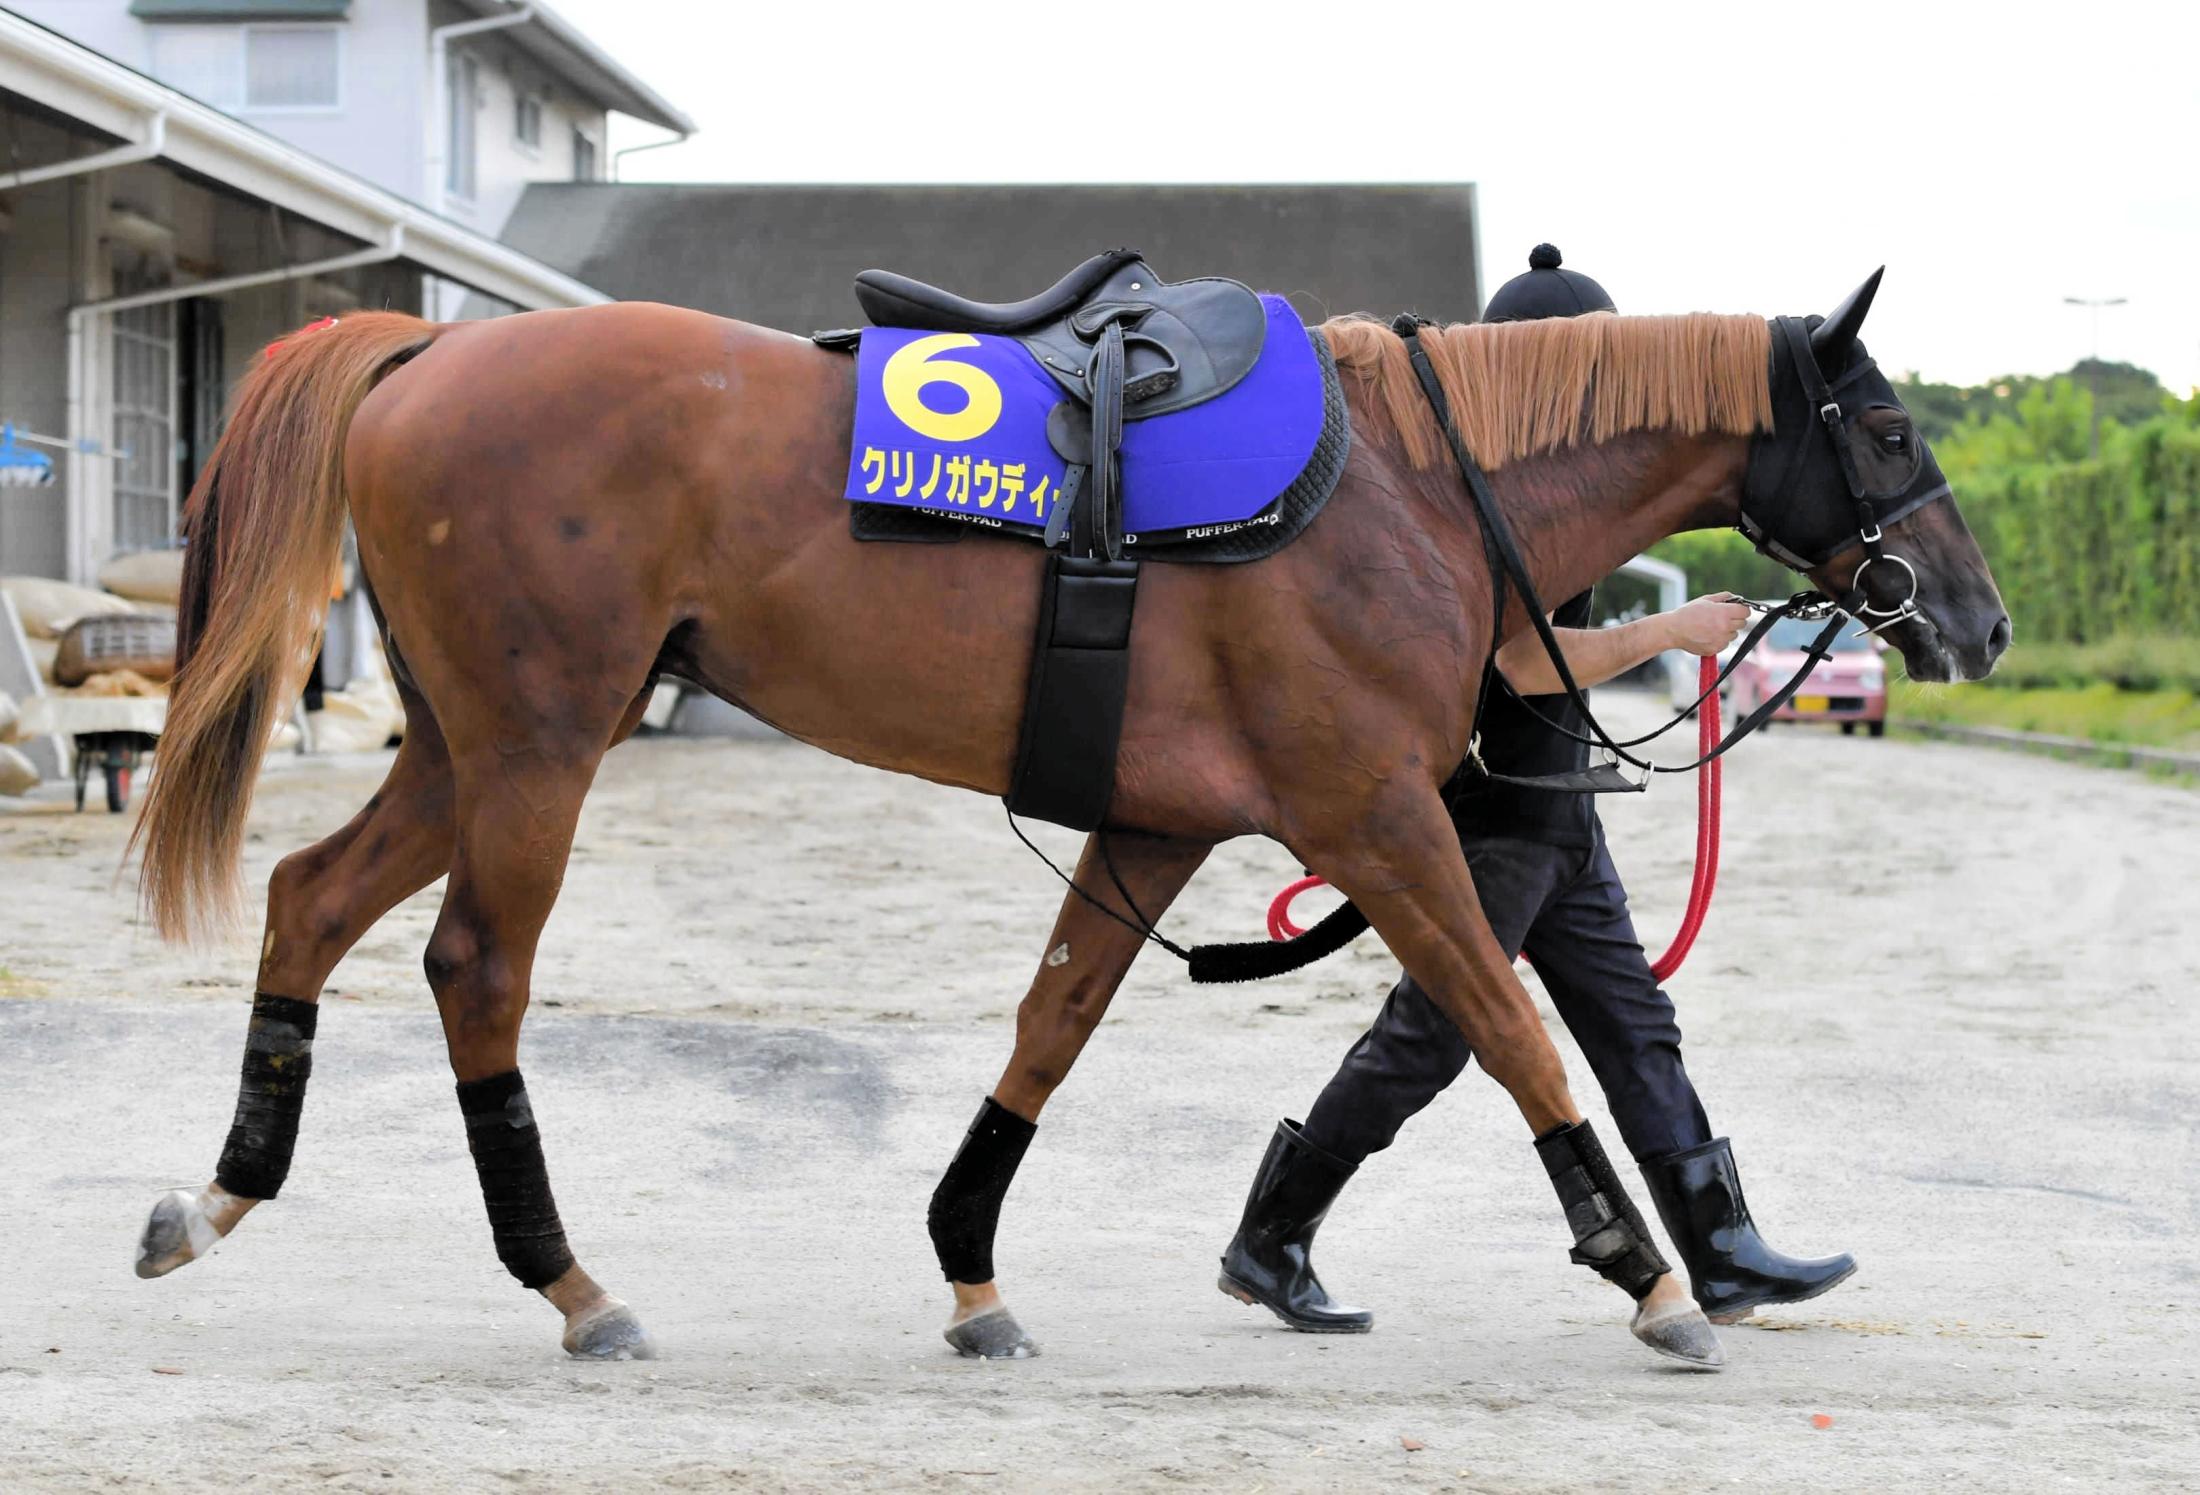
[
  {"left": 428, "top": 4, "right": 537, "bottom": 218},
  {"left": 64, "top": 225, "right": 408, "bottom": 581},
  {"left": 612, "top": 129, "right": 689, "bottom": 181}
]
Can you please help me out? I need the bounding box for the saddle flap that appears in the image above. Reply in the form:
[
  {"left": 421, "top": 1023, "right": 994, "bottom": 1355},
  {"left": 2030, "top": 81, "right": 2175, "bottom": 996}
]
[{"left": 1046, "top": 401, "right": 1093, "bottom": 466}]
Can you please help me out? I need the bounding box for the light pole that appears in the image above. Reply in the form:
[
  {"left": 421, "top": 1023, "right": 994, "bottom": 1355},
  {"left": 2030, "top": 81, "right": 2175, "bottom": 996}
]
[{"left": 2063, "top": 295, "right": 2128, "bottom": 457}]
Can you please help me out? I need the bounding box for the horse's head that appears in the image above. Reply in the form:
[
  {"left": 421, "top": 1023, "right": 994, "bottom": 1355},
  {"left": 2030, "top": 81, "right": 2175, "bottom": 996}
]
[{"left": 1742, "top": 271, "right": 2011, "bottom": 682}]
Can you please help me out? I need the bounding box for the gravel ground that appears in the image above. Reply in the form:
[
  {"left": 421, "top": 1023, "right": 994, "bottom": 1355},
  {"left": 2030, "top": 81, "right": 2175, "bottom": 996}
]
[{"left": 1, "top": 692, "right": 2194, "bottom": 1492}]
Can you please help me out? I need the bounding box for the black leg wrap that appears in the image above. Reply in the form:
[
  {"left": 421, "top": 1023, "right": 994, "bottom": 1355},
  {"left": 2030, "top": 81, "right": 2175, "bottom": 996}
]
[
  {"left": 1535, "top": 1119, "right": 1671, "bottom": 1300},
  {"left": 457, "top": 1070, "right": 577, "bottom": 1291},
  {"left": 213, "top": 993, "right": 318, "bottom": 1200},
  {"left": 927, "top": 1096, "right": 1037, "bottom": 1284}
]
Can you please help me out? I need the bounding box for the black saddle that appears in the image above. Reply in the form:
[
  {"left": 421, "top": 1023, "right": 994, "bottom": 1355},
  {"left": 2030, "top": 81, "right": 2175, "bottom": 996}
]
[
  {"left": 854, "top": 249, "right": 1266, "bottom": 422},
  {"left": 849, "top": 249, "right": 1270, "bottom": 834}
]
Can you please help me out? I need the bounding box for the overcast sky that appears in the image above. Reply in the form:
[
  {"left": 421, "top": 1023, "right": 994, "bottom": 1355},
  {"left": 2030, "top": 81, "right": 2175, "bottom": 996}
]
[{"left": 556, "top": 0, "right": 2200, "bottom": 395}]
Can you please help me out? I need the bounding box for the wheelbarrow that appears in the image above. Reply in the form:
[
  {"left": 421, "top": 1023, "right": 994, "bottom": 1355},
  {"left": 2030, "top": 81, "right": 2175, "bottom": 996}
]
[{"left": 15, "top": 695, "right": 167, "bottom": 813}]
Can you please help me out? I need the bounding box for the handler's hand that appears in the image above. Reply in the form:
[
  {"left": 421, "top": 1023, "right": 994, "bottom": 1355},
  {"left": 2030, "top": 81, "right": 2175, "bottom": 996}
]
[{"left": 1665, "top": 594, "right": 1751, "bottom": 656}]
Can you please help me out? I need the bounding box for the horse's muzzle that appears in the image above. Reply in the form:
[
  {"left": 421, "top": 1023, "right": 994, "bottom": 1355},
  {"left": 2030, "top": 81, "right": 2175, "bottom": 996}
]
[{"left": 1900, "top": 607, "right": 2010, "bottom": 683}]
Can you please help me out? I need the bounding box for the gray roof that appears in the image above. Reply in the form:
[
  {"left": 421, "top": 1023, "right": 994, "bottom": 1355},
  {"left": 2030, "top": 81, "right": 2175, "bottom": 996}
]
[{"left": 497, "top": 183, "right": 1480, "bottom": 334}]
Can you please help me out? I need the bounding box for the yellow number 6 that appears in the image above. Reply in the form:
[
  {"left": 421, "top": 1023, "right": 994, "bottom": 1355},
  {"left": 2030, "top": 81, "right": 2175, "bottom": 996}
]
[{"left": 881, "top": 333, "right": 1003, "bottom": 443}]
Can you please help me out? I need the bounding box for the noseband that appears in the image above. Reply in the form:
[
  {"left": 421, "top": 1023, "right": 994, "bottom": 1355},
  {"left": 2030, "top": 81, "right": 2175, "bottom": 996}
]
[{"left": 1738, "top": 316, "right": 1954, "bottom": 636}]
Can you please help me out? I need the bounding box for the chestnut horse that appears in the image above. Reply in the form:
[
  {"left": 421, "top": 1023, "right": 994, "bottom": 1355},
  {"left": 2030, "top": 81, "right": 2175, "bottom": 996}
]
[{"left": 131, "top": 273, "right": 2007, "bottom": 1367}]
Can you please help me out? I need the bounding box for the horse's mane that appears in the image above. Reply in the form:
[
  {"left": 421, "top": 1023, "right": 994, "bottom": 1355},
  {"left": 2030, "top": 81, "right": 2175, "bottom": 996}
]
[{"left": 1319, "top": 312, "right": 1774, "bottom": 472}]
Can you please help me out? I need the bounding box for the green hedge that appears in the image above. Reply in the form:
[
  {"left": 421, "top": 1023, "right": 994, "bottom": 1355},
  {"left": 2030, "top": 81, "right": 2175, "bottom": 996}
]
[
  {"left": 1892, "top": 679, "right": 2200, "bottom": 750},
  {"left": 1941, "top": 634, "right": 2200, "bottom": 694},
  {"left": 1956, "top": 423, "right": 2200, "bottom": 645}
]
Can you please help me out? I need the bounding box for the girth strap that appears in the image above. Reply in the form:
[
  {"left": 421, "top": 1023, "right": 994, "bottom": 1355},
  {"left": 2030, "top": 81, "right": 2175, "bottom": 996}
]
[{"left": 1005, "top": 553, "right": 1140, "bottom": 830}]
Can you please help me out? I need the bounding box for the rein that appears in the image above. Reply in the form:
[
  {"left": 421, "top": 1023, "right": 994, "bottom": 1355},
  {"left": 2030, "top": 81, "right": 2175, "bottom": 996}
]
[
  {"left": 1391, "top": 312, "right": 1851, "bottom": 787},
  {"left": 1480, "top": 591, "right": 1840, "bottom": 775},
  {"left": 1036, "top": 309, "right": 1959, "bottom": 985}
]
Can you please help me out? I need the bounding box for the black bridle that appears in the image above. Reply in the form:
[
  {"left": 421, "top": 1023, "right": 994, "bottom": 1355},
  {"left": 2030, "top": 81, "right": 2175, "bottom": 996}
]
[{"left": 1739, "top": 315, "right": 1954, "bottom": 637}]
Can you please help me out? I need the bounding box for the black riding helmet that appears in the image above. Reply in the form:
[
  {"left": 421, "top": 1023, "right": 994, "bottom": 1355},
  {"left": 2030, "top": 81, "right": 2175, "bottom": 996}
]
[{"left": 1482, "top": 243, "right": 1616, "bottom": 322}]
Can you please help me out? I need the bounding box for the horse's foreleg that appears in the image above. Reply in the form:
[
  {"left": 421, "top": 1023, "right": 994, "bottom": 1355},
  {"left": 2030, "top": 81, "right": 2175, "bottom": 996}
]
[
  {"left": 423, "top": 742, "right": 650, "bottom": 1361},
  {"left": 1301, "top": 786, "right": 1721, "bottom": 1365},
  {"left": 137, "top": 707, "right": 455, "bottom": 1280},
  {"left": 933, "top": 830, "right": 1210, "bottom": 1359},
  {"left": 1302, "top": 785, "right": 1578, "bottom": 1129}
]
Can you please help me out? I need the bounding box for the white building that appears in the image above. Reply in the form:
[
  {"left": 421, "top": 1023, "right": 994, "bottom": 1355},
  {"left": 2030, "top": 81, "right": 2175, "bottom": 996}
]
[
  {"left": 0, "top": 2, "right": 691, "bottom": 583},
  {"left": 15, "top": 1, "right": 691, "bottom": 234}
]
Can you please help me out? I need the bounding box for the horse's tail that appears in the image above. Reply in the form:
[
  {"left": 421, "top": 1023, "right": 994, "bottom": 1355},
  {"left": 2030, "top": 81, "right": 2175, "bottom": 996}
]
[{"left": 135, "top": 312, "right": 438, "bottom": 942}]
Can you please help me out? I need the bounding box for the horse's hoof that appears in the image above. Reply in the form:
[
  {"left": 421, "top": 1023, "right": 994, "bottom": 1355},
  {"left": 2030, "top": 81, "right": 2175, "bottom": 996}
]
[
  {"left": 136, "top": 1189, "right": 221, "bottom": 1280},
  {"left": 1631, "top": 1299, "right": 1726, "bottom": 1370},
  {"left": 944, "top": 1305, "right": 1038, "bottom": 1360},
  {"left": 563, "top": 1298, "right": 656, "bottom": 1361}
]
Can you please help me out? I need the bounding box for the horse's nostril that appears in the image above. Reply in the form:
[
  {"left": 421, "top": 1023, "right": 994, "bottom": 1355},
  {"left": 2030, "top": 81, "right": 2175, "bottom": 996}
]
[{"left": 1987, "top": 616, "right": 2012, "bottom": 658}]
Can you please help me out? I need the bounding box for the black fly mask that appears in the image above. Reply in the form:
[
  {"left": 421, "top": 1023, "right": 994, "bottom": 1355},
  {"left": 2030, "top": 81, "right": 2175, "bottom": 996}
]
[{"left": 1738, "top": 270, "right": 1951, "bottom": 634}]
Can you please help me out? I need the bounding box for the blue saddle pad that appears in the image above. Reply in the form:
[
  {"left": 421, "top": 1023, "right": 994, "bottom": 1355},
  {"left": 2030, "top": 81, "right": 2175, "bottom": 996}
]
[{"left": 843, "top": 294, "right": 1326, "bottom": 543}]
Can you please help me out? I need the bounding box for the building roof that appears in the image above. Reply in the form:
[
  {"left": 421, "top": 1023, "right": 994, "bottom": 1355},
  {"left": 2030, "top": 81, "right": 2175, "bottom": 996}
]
[
  {"left": 498, "top": 183, "right": 1481, "bottom": 335},
  {"left": 0, "top": 9, "right": 608, "bottom": 309},
  {"left": 450, "top": 0, "right": 694, "bottom": 136}
]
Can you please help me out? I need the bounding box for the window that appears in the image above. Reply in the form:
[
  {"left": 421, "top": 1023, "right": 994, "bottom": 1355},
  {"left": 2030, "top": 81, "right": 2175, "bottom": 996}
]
[
  {"left": 148, "top": 24, "right": 341, "bottom": 111},
  {"left": 571, "top": 127, "right": 597, "bottom": 182},
  {"left": 445, "top": 54, "right": 478, "bottom": 200},
  {"left": 148, "top": 26, "right": 240, "bottom": 107},
  {"left": 515, "top": 92, "right": 543, "bottom": 150},
  {"left": 244, "top": 27, "right": 340, "bottom": 109}
]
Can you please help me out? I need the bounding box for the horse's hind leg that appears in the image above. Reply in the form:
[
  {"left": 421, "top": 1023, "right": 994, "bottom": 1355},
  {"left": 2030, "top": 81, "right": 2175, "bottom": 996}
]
[
  {"left": 932, "top": 830, "right": 1210, "bottom": 1360},
  {"left": 137, "top": 691, "right": 455, "bottom": 1279},
  {"left": 422, "top": 725, "right": 651, "bottom": 1360}
]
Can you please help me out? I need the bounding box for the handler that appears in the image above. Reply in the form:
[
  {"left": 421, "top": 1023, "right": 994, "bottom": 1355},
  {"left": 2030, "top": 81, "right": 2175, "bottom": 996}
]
[{"left": 1219, "top": 246, "right": 1857, "bottom": 1334}]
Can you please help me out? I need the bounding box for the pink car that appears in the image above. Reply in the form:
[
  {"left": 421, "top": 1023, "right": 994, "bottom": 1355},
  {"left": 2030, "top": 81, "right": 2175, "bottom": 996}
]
[{"left": 1722, "top": 614, "right": 1889, "bottom": 737}]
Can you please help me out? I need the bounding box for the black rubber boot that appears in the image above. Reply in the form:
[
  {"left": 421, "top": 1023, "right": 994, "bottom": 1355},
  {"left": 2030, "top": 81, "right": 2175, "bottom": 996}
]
[
  {"left": 1642, "top": 1137, "right": 1857, "bottom": 1323},
  {"left": 1217, "top": 1120, "right": 1373, "bottom": 1333}
]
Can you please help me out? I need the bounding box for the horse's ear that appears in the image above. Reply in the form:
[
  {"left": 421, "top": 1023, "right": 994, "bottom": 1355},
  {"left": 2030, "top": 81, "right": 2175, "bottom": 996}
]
[{"left": 1811, "top": 267, "right": 1884, "bottom": 364}]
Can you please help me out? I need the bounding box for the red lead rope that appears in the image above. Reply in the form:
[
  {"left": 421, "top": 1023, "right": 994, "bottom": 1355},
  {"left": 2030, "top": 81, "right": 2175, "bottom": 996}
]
[
  {"left": 1266, "top": 656, "right": 1724, "bottom": 981},
  {"left": 1651, "top": 654, "right": 1722, "bottom": 979}
]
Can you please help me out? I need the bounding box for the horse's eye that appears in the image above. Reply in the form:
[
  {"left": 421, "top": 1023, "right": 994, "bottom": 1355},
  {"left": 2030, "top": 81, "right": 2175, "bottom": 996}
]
[{"left": 1880, "top": 430, "right": 1908, "bottom": 453}]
